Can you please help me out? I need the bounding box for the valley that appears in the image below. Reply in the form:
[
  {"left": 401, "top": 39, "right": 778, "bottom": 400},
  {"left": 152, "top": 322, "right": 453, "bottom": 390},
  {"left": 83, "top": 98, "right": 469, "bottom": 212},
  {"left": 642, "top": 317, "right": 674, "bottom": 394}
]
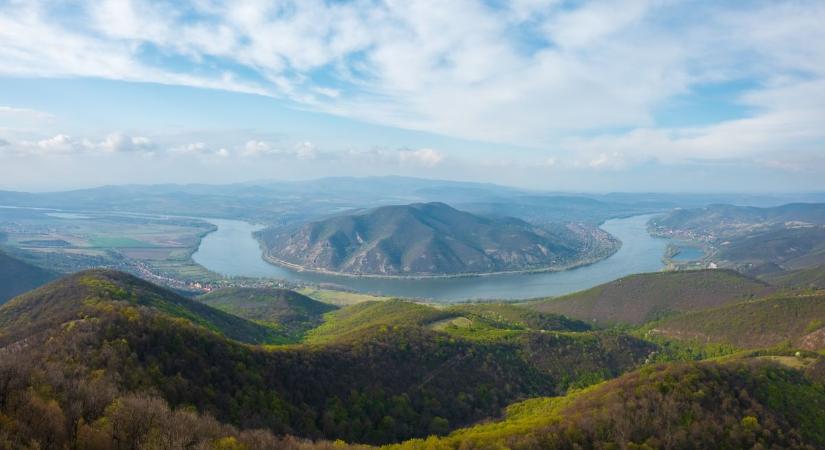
[
  {"left": 3, "top": 181, "right": 825, "bottom": 449},
  {"left": 3, "top": 2, "right": 824, "bottom": 447},
  {"left": 2, "top": 261, "right": 825, "bottom": 449}
]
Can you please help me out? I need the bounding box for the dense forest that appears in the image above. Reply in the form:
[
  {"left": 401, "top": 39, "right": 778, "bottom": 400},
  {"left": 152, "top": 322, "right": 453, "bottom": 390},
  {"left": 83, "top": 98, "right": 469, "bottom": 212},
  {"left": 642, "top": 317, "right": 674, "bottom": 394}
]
[{"left": 1, "top": 267, "right": 825, "bottom": 449}]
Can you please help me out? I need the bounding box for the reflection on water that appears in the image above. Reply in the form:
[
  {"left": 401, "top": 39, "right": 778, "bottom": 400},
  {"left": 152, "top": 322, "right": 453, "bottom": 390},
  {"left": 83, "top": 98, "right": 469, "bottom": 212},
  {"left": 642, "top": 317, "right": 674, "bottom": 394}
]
[{"left": 192, "top": 214, "right": 669, "bottom": 302}]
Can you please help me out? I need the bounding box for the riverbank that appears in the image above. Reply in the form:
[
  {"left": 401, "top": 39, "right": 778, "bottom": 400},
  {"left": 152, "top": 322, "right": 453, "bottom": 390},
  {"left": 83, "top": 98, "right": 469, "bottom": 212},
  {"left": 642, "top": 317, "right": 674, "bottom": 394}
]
[
  {"left": 191, "top": 214, "right": 669, "bottom": 301},
  {"left": 258, "top": 238, "right": 622, "bottom": 280}
]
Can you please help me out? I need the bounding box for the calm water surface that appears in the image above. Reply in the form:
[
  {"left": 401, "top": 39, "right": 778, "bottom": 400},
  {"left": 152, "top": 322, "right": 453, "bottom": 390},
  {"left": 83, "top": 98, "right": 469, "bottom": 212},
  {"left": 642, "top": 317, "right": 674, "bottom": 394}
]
[
  {"left": 192, "top": 214, "right": 670, "bottom": 302},
  {"left": 671, "top": 245, "right": 704, "bottom": 261}
]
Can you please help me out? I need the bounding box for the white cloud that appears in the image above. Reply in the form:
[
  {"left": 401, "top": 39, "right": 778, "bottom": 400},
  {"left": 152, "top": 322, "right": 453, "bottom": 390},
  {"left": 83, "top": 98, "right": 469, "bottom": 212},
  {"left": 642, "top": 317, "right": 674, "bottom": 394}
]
[
  {"left": 33, "top": 134, "right": 90, "bottom": 154},
  {"left": 347, "top": 147, "right": 446, "bottom": 167},
  {"left": 0, "top": 106, "right": 53, "bottom": 120},
  {"left": 0, "top": 0, "right": 822, "bottom": 171},
  {"left": 295, "top": 141, "right": 317, "bottom": 160},
  {"left": 100, "top": 133, "right": 156, "bottom": 153},
  {"left": 3, "top": 132, "right": 160, "bottom": 156},
  {"left": 241, "top": 140, "right": 277, "bottom": 157},
  {"left": 397, "top": 148, "right": 445, "bottom": 167}
]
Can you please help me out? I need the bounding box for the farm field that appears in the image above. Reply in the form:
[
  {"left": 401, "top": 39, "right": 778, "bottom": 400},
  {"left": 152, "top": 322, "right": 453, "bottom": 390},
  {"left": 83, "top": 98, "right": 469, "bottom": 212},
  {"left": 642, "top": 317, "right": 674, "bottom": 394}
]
[{"left": 0, "top": 207, "right": 216, "bottom": 283}]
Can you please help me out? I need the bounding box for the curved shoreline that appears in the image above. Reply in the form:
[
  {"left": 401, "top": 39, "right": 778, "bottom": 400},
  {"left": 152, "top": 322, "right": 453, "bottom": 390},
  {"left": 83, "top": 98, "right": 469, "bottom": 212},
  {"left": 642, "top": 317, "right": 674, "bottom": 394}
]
[
  {"left": 192, "top": 214, "right": 667, "bottom": 301},
  {"left": 258, "top": 239, "right": 622, "bottom": 280}
]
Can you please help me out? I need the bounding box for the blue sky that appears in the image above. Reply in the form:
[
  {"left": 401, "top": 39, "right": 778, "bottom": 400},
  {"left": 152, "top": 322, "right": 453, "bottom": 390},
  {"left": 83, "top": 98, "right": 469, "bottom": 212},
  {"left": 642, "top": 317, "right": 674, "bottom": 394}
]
[{"left": 0, "top": 0, "right": 823, "bottom": 192}]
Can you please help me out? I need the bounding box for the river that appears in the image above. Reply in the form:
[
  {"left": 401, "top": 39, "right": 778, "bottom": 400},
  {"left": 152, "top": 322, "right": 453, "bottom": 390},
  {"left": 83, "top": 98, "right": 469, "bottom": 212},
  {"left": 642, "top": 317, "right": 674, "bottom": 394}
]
[{"left": 192, "top": 214, "right": 669, "bottom": 302}]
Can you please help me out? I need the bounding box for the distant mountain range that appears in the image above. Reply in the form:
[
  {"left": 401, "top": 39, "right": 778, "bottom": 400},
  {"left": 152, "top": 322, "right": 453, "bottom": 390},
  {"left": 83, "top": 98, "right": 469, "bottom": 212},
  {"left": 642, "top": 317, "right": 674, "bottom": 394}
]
[
  {"left": 3, "top": 176, "right": 821, "bottom": 226},
  {"left": 256, "top": 202, "right": 618, "bottom": 277}
]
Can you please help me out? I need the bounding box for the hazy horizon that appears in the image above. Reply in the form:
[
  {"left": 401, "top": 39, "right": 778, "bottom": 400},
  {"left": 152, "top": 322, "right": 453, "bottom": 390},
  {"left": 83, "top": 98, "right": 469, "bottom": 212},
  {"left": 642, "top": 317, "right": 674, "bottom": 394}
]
[{"left": 2, "top": 174, "right": 825, "bottom": 196}]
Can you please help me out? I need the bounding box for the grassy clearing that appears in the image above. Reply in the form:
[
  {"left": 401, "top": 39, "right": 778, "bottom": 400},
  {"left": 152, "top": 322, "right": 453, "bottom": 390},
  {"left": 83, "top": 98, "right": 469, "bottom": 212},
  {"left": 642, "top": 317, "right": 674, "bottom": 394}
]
[
  {"left": 296, "top": 287, "right": 393, "bottom": 306},
  {"left": 89, "top": 236, "right": 156, "bottom": 248}
]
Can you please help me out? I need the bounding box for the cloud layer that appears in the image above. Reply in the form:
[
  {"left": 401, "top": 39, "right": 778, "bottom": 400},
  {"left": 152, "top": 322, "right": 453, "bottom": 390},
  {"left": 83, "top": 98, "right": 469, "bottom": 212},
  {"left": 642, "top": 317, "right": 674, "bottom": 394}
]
[{"left": 0, "top": 1, "right": 823, "bottom": 190}]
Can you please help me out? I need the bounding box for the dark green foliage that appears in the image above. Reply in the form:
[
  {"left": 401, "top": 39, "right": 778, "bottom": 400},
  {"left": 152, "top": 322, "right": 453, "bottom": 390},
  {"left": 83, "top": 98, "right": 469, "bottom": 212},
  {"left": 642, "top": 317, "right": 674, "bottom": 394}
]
[
  {"left": 762, "top": 264, "right": 825, "bottom": 290},
  {"left": 447, "top": 303, "right": 590, "bottom": 332},
  {"left": 515, "top": 331, "right": 655, "bottom": 390},
  {"left": 0, "top": 303, "right": 548, "bottom": 445},
  {"left": 198, "top": 287, "right": 336, "bottom": 340},
  {"left": 0, "top": 269, "right": 287, "bottom": 345},
  {"left": 257, "top": 202, "right": 612, "bottom": 276},
  {"left": 0, "top": 356, "right": 359, "bottom": 450},
  {"left": 0, "top": 250, "right": 57, "bottom": 304},
  {"left": 0, "top": 271, "right": 654, "bottom": 445},
  {"left": 527, "top": 269, "right": 770, "bottom": 325},
  {"left": 396, "top": 361, "right": 825, "bottom": 449},
  {"left": 650, "top": 293, "right": 825, "bottom": 350}
]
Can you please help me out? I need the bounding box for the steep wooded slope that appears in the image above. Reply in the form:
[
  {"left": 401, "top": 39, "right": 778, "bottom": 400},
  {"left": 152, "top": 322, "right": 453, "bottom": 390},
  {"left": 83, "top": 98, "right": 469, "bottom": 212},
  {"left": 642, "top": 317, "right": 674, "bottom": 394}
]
[
  {"left": 527, "top": 269, "right": 770, "bottom": 325},
  {"left": 0, "top": 250, "right": 57, "bottom": 304},
  {"left": 257, "top": 202, "right": 615, "bottom": 276}
]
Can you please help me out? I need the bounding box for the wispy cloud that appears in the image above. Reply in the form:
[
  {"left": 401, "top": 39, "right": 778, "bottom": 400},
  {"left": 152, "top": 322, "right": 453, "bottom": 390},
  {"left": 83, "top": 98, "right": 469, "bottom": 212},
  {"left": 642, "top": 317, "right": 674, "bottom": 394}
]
[
  {"left": 0, "top": 1, "right": 823, "bottom": 191},
  {"left": 0, "top": 1, "right": 822, "bottom": 154},
  {"left": 0, "top": 106, "right": 54, "bottom": 120}
]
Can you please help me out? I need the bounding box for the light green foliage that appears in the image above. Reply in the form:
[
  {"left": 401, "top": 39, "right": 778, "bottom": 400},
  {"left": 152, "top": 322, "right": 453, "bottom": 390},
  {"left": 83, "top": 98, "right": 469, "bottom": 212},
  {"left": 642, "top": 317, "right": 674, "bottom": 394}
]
[{"left": 304, "top": 299, "right": 452, "bottom": 343}]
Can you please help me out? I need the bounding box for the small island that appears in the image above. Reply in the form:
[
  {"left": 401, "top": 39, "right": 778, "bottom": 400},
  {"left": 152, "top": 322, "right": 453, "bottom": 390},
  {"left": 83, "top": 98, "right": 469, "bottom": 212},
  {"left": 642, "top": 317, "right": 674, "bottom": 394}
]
[{"left": 255, "top": 202, "right": 619, "bottom": 278}]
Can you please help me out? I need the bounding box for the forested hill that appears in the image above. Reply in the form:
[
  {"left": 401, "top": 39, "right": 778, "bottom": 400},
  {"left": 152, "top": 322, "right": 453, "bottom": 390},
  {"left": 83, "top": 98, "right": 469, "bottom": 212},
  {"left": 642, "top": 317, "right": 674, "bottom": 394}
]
[
  {"left": 3, "top": 268, "right": 825, "bottom": 449},
  {"left": 390, "top": 359, "right": 825, "bottom": 449},
  {"left": 257, "top": 202, "right": 617, "bottom": 276},
  {"left": 649, "top": 293, "right": 825, "bottom": 350},
  {"left": 0, "top": 250, "right": 57, "bottom": 304},
  {"left": 650, "top": 203, "right": 825, "bottom": 236},
  {"left": 0, "top": 269, "right": 287, "bottom": 345},
  {"left": 526, "top": 269, "right": 771, "bottom": 325},
  {"left": 0, "top": 270, "right": 653, "bottom": 447},
  {"left": 197, "top": 287, "right": 336, "bottom": 340}
]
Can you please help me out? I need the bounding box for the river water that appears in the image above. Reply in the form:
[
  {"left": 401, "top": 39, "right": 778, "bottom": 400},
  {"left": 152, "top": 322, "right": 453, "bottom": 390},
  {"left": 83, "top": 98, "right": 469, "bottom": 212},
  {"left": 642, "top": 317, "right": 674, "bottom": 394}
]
[{"left": 192, "top": 214, "right": 669, "bottom": 302}]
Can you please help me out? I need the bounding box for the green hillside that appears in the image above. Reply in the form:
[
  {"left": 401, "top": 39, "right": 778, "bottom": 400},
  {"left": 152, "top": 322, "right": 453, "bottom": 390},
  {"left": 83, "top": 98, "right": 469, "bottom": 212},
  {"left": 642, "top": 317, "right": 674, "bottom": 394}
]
[
  {"left": 649, "top": 293, "right": 825, "bottom": 350},
  {"left": 306, "top": 300, "right": 592, "bottom": 344},
  {"left": 0, "top": 250, "right": 57, "bottom": 304},
  {"left": 257, "top": 202, "right": 617, "bottom": 276},
  {"left": 0, "top": 270, "right": 653, "bottom": 446},
  {"left": 0, "top": 269, "right": 287, "bottom": 345},
  {"left": 391, "top": 360, "right": 825, "bottom": 449},
  {"left": 4, "top": 269, "right": 824, "bottom": 449},
  {"left": 718, "top": 226, "right": 825, "bottom": 275},
  {"left": 761, "top": 264, "right": 825, "bottom": 290},
  {"left": 305, "top": 299, "right": 451, "bottom": 343},
  {"left": 527, "top": 269, "right": 770, "bottom": 325},
  {"left": 198, "top": 287, "right": 336, "bottom": 340},
  {"left": 446, "top": 303, "right": 590, "bottom": 332}
]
